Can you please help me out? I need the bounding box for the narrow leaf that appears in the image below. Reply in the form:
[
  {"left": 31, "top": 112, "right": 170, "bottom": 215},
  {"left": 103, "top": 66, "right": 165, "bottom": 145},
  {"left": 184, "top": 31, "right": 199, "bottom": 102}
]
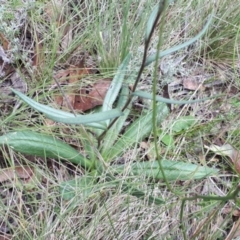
[
  {"left": 46, "top": 109, "right": 123, "bottom": 125},
  {"left": 145, "top": 14, "right": 213, "bottom": 67},
  {"left": 12, "top": 88, "right": 122, "bottom": 128},
  {"left": 133, "top": 90, "right": 219, "bottom": 104},
  {"left": 0, "top": 131, "right": 93, "bottom": 169},
  {"left": 60, "top": 174, "right": 165, "bottom": 204},
  {"left": 60, "top": 175, "right": 96, "bottom": 200},
  {"left": 145, "top": 4, "right": 161, "bottom": 41},
  {"left": 121, "top": 182, "right": 165, "bottom": 205},
  {"left": 102, "top": 54, "right": 131, "bottom": 112},
  {"left": 101, "top": 85, "right": 132, "bottom": 153},
  {"left": 172, "top": 116, "right": 196, "bottom": 132},
  {"left": 12, "top": 88, "right": 74, "bottom": 118},
  {"left": 104, "top": 103, "right": 169, "bottom": 161},
  {"left": 114, "top": 160, "right": 218, "bottom": 181}
]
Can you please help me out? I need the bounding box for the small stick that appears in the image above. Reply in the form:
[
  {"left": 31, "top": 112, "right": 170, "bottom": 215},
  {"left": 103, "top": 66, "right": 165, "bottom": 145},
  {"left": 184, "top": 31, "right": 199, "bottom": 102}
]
[{"left": 53, "top": 76, "right": 77, "bottom": 116}]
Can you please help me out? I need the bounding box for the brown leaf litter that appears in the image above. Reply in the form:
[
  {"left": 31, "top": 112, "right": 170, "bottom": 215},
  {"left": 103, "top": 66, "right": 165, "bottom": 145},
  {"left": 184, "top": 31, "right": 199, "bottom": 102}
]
[
  {"left": 205, "top": 143, "right": 240, "bottom": 173},
  {"left": 0, "top": 166, "right": 34, "bottom": 184},
  {"left": 53, "top": 63, "right": 111, "bottom": 112}
]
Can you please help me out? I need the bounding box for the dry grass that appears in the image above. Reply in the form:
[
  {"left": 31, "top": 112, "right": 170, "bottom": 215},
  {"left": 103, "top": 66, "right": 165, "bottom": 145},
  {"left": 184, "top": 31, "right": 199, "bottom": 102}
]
[{"left": 1, "top": 0, "right": 240, "bottom": 239}]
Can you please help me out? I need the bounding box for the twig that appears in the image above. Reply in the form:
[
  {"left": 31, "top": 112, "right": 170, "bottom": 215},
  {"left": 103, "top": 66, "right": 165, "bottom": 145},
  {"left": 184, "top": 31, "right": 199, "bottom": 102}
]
[{"left": 53, "top": 76, "right": 76, "bottom": 116}]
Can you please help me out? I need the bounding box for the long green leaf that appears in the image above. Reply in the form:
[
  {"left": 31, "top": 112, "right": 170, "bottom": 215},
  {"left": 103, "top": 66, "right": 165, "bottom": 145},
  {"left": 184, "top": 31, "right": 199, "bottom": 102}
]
[
  {"left": 121, "top": 182, "right": 165, "bottom": 205},
  {"left": 60, "top": 174, "right": 165, "bottom": 204},
  {"left": 102, "top": 54, "right": 131, "bottom": 112},
  {"left": 12, "top": 89, "right": 122, "bottom": 128},
  {"left": 12, "top": 89, "right": 75, "bottom": 118},
  {"left": 133, "top": 90, "right": 219, "bottom": 104},
  {"left": 145, "top": 14, "right": 213, "bottom": 67},
  {"left": 45, "top": 109, "right": 123, "bottom": 125},
  {"left": 0, "top": 131, "right": 93, "bottom": 169},
  {"left": 60, "top": 175, "right": 97, "bottom": 200},
  {"left": 114, "top": 160, "right": 218, "bottom": 181},
  {"left": 101, "top": 85, "right": 132, "bottom": 154},
  {"left": 104, "top": 103, "right": 169, "bottom": 161},
  {"left": 145, "top": 3, "right": 162, "bottom": 41}
]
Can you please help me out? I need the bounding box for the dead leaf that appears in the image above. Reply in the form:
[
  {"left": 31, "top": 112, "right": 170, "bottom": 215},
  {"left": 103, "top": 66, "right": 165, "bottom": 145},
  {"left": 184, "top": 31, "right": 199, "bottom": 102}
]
[
  {"left": 32, "top": 39, "right": 44, "bottom": 71},
  {"left": 54, "top": 93, "right": 76, "bottom": 110},
  {"left": 61, "top": 24, "right": 73, "bottom": 51},
  {"left": 54, "top": 69, "right": 71, "bottom": 83},
  {"left": 74, "top": 79, "right": 111, "bottom": 111},
  {"left": 0, "top": 34, "right": 12, "bottom": 75},
  {"left": 54, "top": 65, "right": 89, "bottom": 84},
  {"left": 0, "top": 166, "right": 34, "bottom": 183},
  {"left": 0, "top": 71, "right": 27, "bottom": 103},
  {"left": 183, "top": 78, "right": 205, "bottom": 91},
  {"left": 53, "top": 65, "right": 90, "bottom": 110},
  {"left": 53, "top": 63, "right": 110, "bottom": 112},
  {"left": 68, "top": 66, "right": 89, "bottom": 83},
  {"left": 0, "top": 33, "right": 10, "bottom": 50},
  {"left": 205, "top": 143, "right": 240, "bottom": 173}
]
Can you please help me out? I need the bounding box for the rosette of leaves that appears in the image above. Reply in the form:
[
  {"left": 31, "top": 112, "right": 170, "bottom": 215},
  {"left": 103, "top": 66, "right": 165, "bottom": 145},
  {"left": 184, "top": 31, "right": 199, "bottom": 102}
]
[{"left": 0, "top": 1, "right": 217, "bottom": 204}]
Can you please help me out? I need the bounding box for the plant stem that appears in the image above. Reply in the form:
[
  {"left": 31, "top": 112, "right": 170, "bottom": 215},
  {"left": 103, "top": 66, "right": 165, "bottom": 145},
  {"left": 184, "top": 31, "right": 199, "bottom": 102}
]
[{"left": 151, "top": 0, "right": 175, "bottom": 194}]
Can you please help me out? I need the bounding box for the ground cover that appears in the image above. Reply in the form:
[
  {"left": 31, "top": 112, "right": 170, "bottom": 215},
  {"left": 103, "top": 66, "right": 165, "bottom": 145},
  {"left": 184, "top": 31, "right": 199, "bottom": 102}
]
[{"left": 0, "top": 1, "right": 240, "bottom": 239}]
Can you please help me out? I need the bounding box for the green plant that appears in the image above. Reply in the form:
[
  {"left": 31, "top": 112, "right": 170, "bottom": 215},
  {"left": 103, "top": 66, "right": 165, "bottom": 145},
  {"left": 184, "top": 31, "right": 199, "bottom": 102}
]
[{"left": 0, "top": 1, "right": 218, "bottom": 206}]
